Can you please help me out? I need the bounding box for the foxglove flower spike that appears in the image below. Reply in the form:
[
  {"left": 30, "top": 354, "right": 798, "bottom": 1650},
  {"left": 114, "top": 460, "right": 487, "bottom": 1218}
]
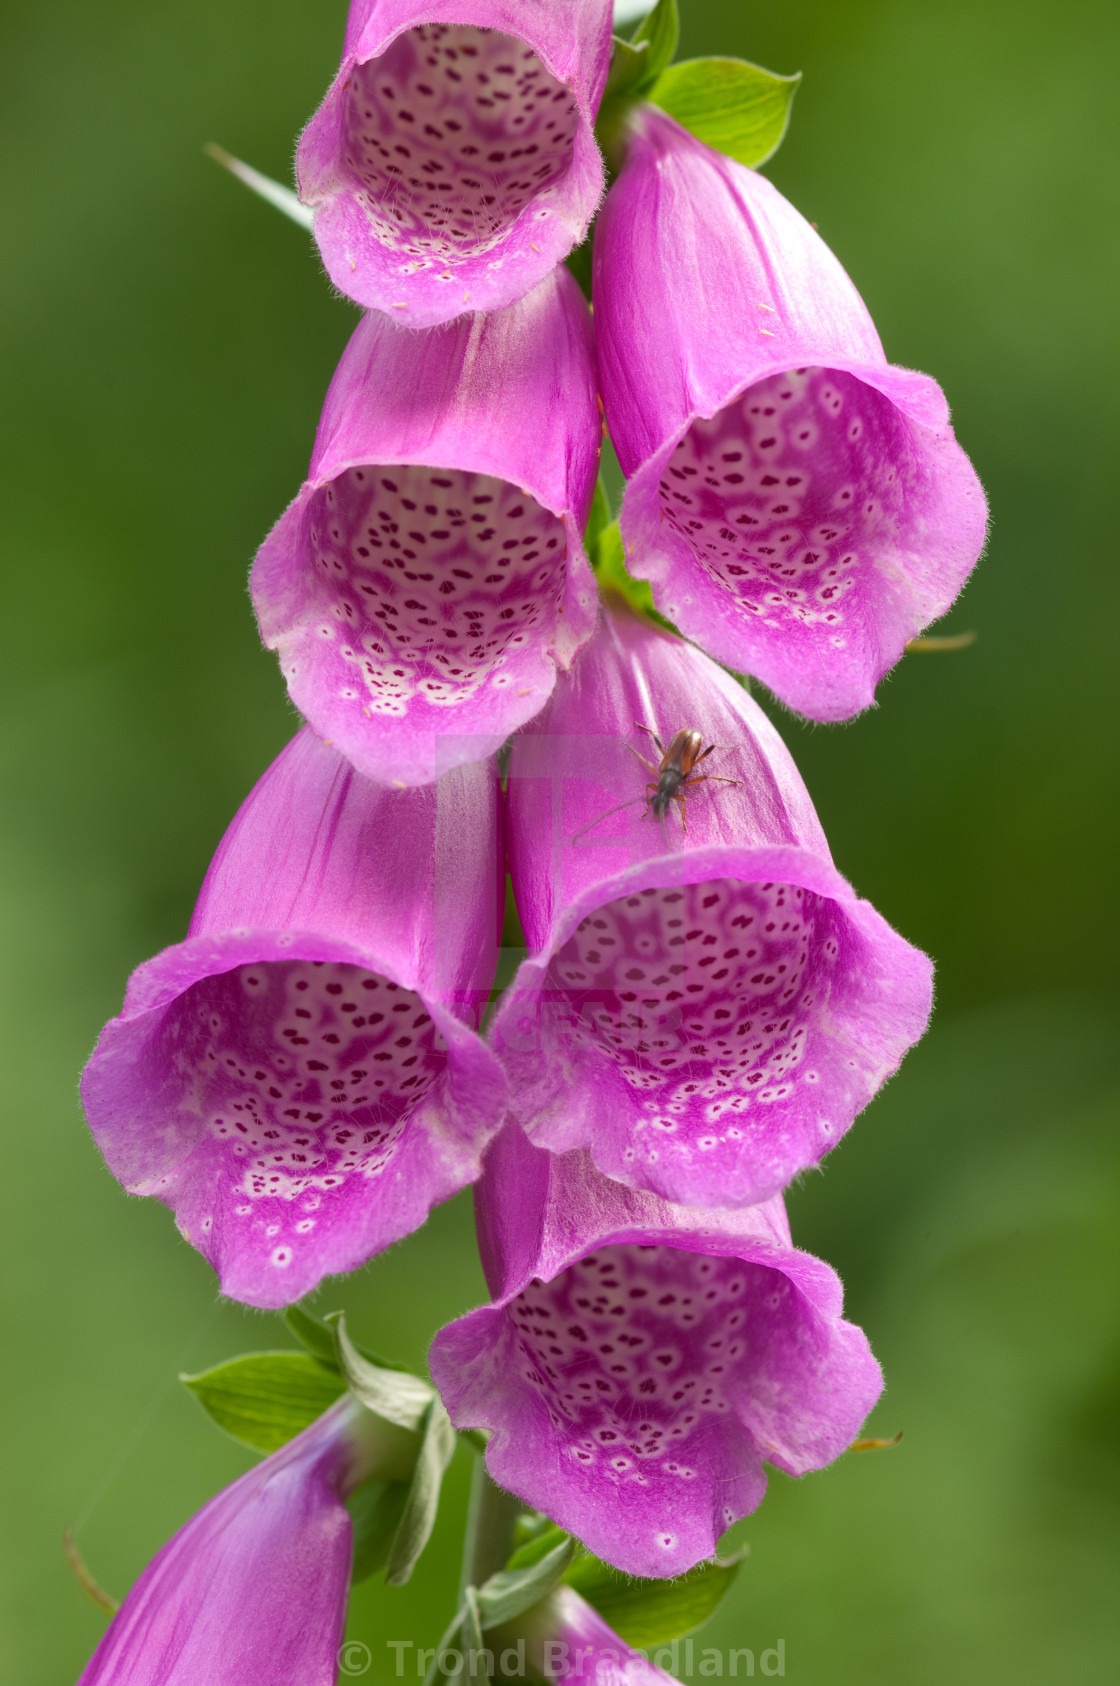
[
  {"left": 594, "top": 105, "right": 988, "bottom": 721},
  {"left": 430, "top": 1129, "right": 882, "bottom": 1578},
  {"left": 252, "top": 269, "right": 600, "bottom": 788},
  {"left": 82, "top": 727, "right": 507, "bottom": 1308},
  {"left": 298, "top": 0, "right": 614, "bottom": 326},
  {"left": 491, "top": 601, "right": 932, "bottom": 1210}
]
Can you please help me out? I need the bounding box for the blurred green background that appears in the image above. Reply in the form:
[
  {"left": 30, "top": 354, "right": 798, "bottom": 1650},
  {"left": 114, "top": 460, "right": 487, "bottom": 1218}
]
[{"left": 1, "top": 0, "right": 1117, "bottom": 1680}]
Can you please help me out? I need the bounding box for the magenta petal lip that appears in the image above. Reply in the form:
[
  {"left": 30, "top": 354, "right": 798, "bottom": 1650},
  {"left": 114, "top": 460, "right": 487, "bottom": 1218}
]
[
  {"left": 491, "top": 604, "right": 932, "bottom": 1209},
  {"left": 430, "top": 1131, "right": 882, "bottom": 1578},
  {"left": 81, "top": 729, "right": 508, "bottom": 1309},
  {"left": 251, "top": 270, "right": 600, "bottom": 789},
  {"left": 593, "top": 105, "right": 988, "bottom": 721},
  {"left": 78, "top": 1399, "right": 363, "bottom": 1685},
  {"left": 297, "top": 1, "right": 613, "bottom": 326}
]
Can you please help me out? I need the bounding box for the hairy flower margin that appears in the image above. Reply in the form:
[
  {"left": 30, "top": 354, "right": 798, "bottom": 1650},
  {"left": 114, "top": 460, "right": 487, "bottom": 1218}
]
[{"left": 431, "top": 1128, "right": 882, "bottom": 1578}]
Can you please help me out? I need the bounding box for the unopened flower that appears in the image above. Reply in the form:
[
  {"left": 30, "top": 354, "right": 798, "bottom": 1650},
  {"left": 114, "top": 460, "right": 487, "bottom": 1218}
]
[
  {"left": 78, "top": 1398, "right": 408, "bottom": 1686},
  {"left": 508, "top": 1583, "right": 680, "bottom": 1686},
  {"left": 82, "top": 727, "right": 507, "bottom": 1308},
  {"left": 430, "top": 1128, "right": 882, "bottom": 1578},
  {"left": 252, "top": 270, "right": 600, "bottom": 788},
  {"left": 593, "top": 105, "right": 987, "bottom": 721},
  {"left": 297, "top": 0, "right": 613, "bottom": 325},
  {"left": 490, "top": 600, "right": 931, "bottom": 1211}
]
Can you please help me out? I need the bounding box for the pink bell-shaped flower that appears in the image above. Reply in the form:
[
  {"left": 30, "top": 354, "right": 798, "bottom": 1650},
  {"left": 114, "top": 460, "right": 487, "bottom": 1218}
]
[
  {"left": 431, "top": 1128, "right": 882, "bottom": 1578},
  {"left": 251, "top": 269, "right": 600, "bottom": 788},
  {"left": 593, "top": 105, "right": 988, "bottom": 721},
  {"left": 490, "top": 600, "right": 932, "bottom": 1212},
  {"left": 82, "top": 728, "right": 507, "bottom": 1307},
  {"left": 77, "top": 1399, "right": 406, "bottom": 1686},
  {"left": 297, "top": 0, "right": 613, "bottom": 326}
]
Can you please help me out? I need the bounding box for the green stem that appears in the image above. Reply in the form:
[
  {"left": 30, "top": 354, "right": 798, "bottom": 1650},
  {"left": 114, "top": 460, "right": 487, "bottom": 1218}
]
[{"left": 459, "top": 1460, "right": 523, "bottom": 1600}]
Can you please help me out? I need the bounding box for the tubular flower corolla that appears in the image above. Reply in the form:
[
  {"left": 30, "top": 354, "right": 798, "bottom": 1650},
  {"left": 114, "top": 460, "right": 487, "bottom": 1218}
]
[
  {"left": 489, "top": 601, "right": 932, "bottom": 1211},
  {"left": 82, "top": 727, "right": 507, "bottom": 1308},
  {"left": 511, "top": 1583, "right": 682, "bottom": 1686},
  {"left": 593, "top": 105, "right": 988, "bottom": 721},
  {"left": 297, "top": 0, "right": 614, "bottom": 325},
  {"left": 430, "top": 1128, "right": 882, "bottom": 1578},
  {"left": 78, "top": 1398, "right": 402, "bottom": 1686},
  {"left": 251, "top": 269, "right": 600, "bottom": 788}
]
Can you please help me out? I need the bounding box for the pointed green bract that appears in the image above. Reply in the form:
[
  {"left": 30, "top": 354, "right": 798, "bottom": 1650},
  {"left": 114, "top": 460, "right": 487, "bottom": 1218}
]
[
  {"left": 329, "top": 1312, "right": 434, "bottom": 1433},
  {"left": 630, "top": 0, "right": 680, "bottom": 81},
  {"left": 647, "top": 57, "right": 801, "bottom": 167},
  {"left": 180, "top": 1351, "right": 344, "bottom": 1453},
  {"left": 476, "top": 1536, "right": 577, "bottom": 1629},
  {"left": 384, "top": 1398, "right": 457, "bottom": 1586},
  {"left": 204, "top": 144, "right": 314, "bottom": 230}
]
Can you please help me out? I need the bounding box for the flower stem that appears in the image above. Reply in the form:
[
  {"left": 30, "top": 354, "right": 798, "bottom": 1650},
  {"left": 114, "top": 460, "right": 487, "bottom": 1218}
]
[{"left": 459, "top": 1460, "right": 522, "bottom": 1599}]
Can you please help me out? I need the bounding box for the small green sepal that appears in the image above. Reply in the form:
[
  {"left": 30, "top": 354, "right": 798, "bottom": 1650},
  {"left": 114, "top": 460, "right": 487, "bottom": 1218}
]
[
  {"left": 629, "top": 0, "right": 680, "bottom": 82},
  {"left": 328, "top": 1311, "right": 434, "bottom": 1433},
  {"left": 476, "top": 1536, "right": 577, "bottom": 1629},
  {"left": 383, "top": 1397, "right": 458, "bottom": 1586},
  {"left": 590, "top": 520, "right": 677, "bottom": 634}
]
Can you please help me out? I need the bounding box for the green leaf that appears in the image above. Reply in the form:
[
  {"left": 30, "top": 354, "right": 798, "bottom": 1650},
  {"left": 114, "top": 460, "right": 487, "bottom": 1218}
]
[
  {"left": 329, "top": 1312, "right": 433, "bottom": 1432},
  {"left": 565, "top": 1551, "right": 746, "bottom": 1648},
  {"left": 647, "top": 57, "right": 801, "bottom": 168},
  {"left": 476, "top": 1536, "right": 577, "bottom": 1629},
  {"left": 347, "top": 1478, "right": 410, "bottom": 1583},
  {"left": 584, "top": 477, "right": 613, "bottom": 557},
  {"left": 384, "top": 1398, "right": 457, "bottom": 1586},
  {"left": 181, "top": 1351, "right": 345, "bottom": 1453},
  {"left": 630, "top": 0, "right": 680, "bottom": 83}
]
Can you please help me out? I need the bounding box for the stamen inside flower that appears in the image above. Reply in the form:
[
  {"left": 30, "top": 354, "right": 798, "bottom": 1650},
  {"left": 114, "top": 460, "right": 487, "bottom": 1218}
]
[
  {"left": 342, "top": 23, "right": 581, "bottom": 269},
  {"left": 165, "top": 960, "right": 444, "bottom": 1217},
  {"left": 546, "top": 878, "right": 842, "bottom": 1153},
  {"left": 510, "top": 1243, "right": 790, "bottom": 1481},
  {"left": 307, "top": 463, "right": 567, "bottom": 716},
  {"left": 659, "top": 368, "right": 916, "bottom": 647}
]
